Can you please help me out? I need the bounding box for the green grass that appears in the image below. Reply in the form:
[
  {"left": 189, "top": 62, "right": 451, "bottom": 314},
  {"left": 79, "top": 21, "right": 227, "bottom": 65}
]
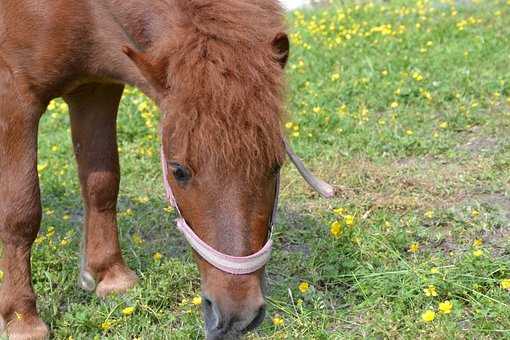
[{"left": 31, "top": 0, "right": 510, "bottom": 338}]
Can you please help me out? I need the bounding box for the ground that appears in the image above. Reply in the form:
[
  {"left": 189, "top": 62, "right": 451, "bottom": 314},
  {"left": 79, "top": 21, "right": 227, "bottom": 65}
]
[{"left": 17, "top": 0, "right": 510, "bottom": 338}]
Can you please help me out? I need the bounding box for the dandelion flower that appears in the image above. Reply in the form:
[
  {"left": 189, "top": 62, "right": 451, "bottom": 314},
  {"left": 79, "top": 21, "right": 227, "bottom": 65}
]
[
  {"left": 473, "top": 239, "right": 483, "bottom": 247},
  {"left": 153, "top": 252, "right": 163, "bottom": 261},
  {"left": 501, "top": 279, "right": 510, "bottom": 290},
  {"left": 424, "top": 285, "right": 438, "bottom": 297},
  {"left": 409, "top": 242, "right": 420, "bottom": 253},
  {"left": 424, "top": 210, "right": 434, "bottom": 219},
  {"left": 430, "top": 267, "right": 439, "bottom": 274},
  {"left": 192, "top": 296, "right": 202, "bottom": 305},
  {"left": 298, "top": 282, "right": 310, "bottom": 294},
  {"left": 122, "top": 307, "right": 135, "bottom": 316},
  {"left": 439, "top": 122, "right": 448, "bottom": 129},
  {"left": 101, "top": 321, "right": 112, "bottom": 331},
  {"left": 333, "top": 207, "right": 346, "bottom": 215},
  {"left": 421, "top": 309, "right": 435, "bottom": 322},
  {"left": 344, "top": 215, "right": 355, "bottom": 226},
  {"left": 471, "top": 209, "right": 480, "bottom": 217},
  {"left": 331, "top": 73, "right": 340, "bottom": 81},
  {"left": 438, "top": 301, "right": 453, "bottom": 314},
  {"left": 472, "top": 249, "right": 483, "bottom": 257},
  {"left": 272, "top": 314, "right": 284, "bottom": 326},
  {"left": 132, "top": 234, "right": 144, "bottom": 245},
  {"left": 390, "top": 101, "right": 399, "bottom": 109},
  {"left": 330, "top": 221, "right": 342, "bottom": 238}
]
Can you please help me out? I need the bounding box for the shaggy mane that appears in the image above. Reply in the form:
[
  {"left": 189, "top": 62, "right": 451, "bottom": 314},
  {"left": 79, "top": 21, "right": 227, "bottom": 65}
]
[{"left": 163, "top": 0, "right": 287, "bottom": 180}]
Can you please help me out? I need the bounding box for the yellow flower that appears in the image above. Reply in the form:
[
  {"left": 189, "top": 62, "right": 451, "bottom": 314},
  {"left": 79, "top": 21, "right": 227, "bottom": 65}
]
[
  {"left": 344, "top": 215, "right": 355, "bottom": 226},
  {"left": 333, "top": 207, "right": 346, "bottom": 215},
  {"left": 473, "top": 239, "right": 483, "bottom": 247},
  {"left": 471, "top": 209, "right": 480, "bottom": 217},
  {"left": 312, "top": 106, "right": 321, "bottom": 113},
  {"left": 137, "top": 196, "right": 149, "bottom": 204},
  {"left": 430, "top": 267, "right": 439, "bottom": 274},
  {"left": 153, "top": 252, "right": 163, "bottom": 261},
  {"left": 330, "top": 221, "right": 342, "bottom": 238},
  {"left": 439, "top": 122, "right": 448, "bottom": 129},
  {"left": 132, "top": 234, "right": 144, "bottom": 245},
  {"left": 438, "top": 300, "right": 453, "bottom": 314},
  {"left": 500, "top": 279, "right": 510, "bottom": 290},
  {"left": 37, "top": 163, "right": 48, "bottom": 172},
  {"left": 409, "top": 242, "right": 420, "bottom": 253},
  {"left": 285, "top": 122, "right": 293, "bottom": 129},
  {"left": 0, "top": 270, "right": 3, "bottom": 282},
  {"left": 406, "top": 129, "right": 414, "bottom": 136},
  {"left": 298, "top": 282, "right": 310, "bottom": 294},
  {"left": 331, "top": 73, "right": 340, "bottom": 81},
  {"left": 472, "top": 249, "right": 483, "bottom": 257},
  {"left": 390, "top": 101, "right": 399, "bottom": 109},
  {"left": 101, "top": 321, "right": 112, "bottom": 331},
  {"left": 423, "top": 285, "right": 438, "bottom": 297},
  {"left": 421, "top": 309, "right": 436, "bottom": 322},
  {"left": 272, "top": 315, "right": 284, "bottom": 326},
  {"left": 192, "top": 296, "right": 202, "bottom": 305},
  {"left": 424, "top": 210, "right": 434, "bottom": 219},
  {"left": 60, "top": 239, "right": 70, "bottom": 247},
  {"left": 122, "top": 307, "right": 135, "bottom": 316}
]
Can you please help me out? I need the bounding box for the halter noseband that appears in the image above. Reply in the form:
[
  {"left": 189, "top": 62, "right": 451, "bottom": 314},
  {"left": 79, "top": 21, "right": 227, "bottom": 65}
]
[{"left": 161, "top": 140, "right": 333, "bottom": 275}]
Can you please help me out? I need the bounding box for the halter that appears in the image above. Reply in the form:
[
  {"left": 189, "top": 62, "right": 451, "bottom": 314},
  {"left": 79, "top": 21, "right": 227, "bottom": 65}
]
[{"left": 161, "top": 140, "right": 334, "bottom": 275}]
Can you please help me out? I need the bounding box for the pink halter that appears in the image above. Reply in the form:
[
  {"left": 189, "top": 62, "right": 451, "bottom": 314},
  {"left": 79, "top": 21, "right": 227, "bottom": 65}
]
[{"left": 161, "top": 141, "right": 334, "bottom": 275}]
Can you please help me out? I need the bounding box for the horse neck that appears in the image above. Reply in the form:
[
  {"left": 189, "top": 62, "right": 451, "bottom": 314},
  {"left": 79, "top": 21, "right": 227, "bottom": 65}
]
[
  {"left": 102, "top": 0, "right": 173, "bottom": 50},
  {"left": 90, "top": 0, "right": 173, "bottom": 99}
]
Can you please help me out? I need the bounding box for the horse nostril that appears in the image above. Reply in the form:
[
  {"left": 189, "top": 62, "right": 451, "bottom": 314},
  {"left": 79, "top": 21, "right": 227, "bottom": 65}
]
[
  {"left": 241, "top": 304, "right": 266, "bottom": 333},
  {"left": 203, "top": 296, "right": 221, "bottom": 331}
]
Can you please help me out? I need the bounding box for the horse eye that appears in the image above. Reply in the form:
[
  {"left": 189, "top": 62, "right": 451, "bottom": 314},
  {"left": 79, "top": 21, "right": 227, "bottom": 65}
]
[
  {"left": 272, "top": 163, "right": 282, "bottom": 175},
  {"left": 170, "top": 162, "right": 191, "bottom": 182}
]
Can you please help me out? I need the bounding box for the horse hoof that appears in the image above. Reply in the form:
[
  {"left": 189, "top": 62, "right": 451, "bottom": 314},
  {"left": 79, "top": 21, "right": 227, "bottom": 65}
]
[
  {"left": 78, "top": 270, "right": 97, "bottom": 292},
  {"left": 95, "top": 265, "right": 138, "bottom": 298},
  {"left": 5, "top": 316, "right": 49, "bottom": 340}
]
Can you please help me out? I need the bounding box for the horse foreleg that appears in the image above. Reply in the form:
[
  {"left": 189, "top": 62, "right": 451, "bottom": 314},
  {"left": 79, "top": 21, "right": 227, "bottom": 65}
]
[
  {"left": 64, "top": 83, "right": 137, "bottom": 298},
  {"left": 0, "top": 64, "right": 48, "bottom": 339}
]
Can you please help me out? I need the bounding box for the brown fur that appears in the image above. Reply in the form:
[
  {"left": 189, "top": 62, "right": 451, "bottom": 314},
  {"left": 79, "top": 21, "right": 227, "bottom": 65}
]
[
  {"left": 161, "top": 0, "right": 286, "bottom": 179},
  {"left": 0, "top": 0, "right": 288, "bottom": 338}
]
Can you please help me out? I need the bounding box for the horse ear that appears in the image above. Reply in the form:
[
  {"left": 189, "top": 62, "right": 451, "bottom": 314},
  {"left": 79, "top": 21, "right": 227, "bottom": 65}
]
[
  {"left": 122, "top": 46, "right": 166, "bottom": 91},
  {"left": 272, "top": 33, "right": 289, "bottom": 69}
]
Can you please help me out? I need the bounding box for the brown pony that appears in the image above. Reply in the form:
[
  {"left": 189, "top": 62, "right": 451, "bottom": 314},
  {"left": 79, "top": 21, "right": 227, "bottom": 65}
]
[{"left": 0, "top": 0, "right": 319, "bottom": 339}]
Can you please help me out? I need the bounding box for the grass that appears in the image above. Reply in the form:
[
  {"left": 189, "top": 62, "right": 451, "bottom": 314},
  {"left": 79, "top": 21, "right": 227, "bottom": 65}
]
[{"left": 27, "top": 0, "right": 510, "bottom": 338}]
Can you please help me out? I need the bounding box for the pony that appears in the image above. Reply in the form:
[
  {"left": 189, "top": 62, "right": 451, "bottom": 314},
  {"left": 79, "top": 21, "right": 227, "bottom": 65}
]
[{"left": 0, "top": 0, "right": 333, "bottom": 338}]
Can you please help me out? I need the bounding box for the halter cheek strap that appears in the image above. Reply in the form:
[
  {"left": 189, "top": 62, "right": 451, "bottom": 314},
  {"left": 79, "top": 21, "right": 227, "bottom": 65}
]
[
  {"left": 161, "top": 139, "right": 333, "bottom": 275},
  {"left": 161, "top": 149, "right": 279, "bottom": 275}
]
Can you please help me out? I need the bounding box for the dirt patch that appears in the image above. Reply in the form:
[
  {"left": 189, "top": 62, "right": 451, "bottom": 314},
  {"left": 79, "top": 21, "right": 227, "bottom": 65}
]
[
  {"left": 476, "top": 193, "right": 510, "bottom": 222},
  {"left": 455, "top": 137, "right": 499, "bottom": 153}
]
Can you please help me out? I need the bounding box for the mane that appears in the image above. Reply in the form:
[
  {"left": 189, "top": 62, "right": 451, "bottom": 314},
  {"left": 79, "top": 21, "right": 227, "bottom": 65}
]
[{"left": 163, "top": 0, "right": 287, "bottom": 181}]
